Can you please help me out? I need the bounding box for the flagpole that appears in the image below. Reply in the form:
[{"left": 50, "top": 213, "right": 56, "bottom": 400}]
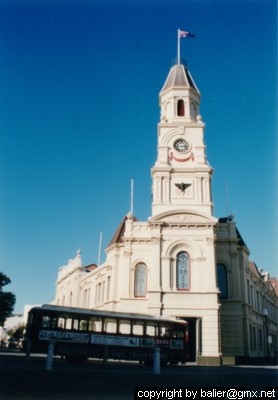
[
  {"left": 130, "top": 178, "right": 134, "bottom": 215},
  {"left": 98, "top": 232, "right": 102, "bottom": 266},
  {"left": 177, "top": 29, "right": 180, "bottom": 65}
]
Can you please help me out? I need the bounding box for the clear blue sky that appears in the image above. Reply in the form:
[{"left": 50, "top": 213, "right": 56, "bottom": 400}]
[{"left": 0, "top": 0, "right": 277, "bottom": 314}]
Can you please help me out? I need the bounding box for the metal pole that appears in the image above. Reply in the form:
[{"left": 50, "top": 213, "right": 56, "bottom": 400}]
[
  {"left": 98, "top": 232, "right": 102, "bottom": 266},
  {"left": 25, "top": 340, "right": 32, "bottom": 361},
  {"left": 130, "top": 178, "right": 134, "bottom": 216},
  {"left": 177, "top": 29, "right": 180, "bottom": 64},
  {"left": 153, "top": 348, "right": 160, "bottom": 374},
  {"left": 103, "top": 345, "right": 109, "bottom": 364},
  {"left": 46, "top": 341, "right": 55, "bottom": 370}
]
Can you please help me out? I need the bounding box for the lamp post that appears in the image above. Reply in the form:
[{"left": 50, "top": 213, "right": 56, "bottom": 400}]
[{"left": 263, "top": 308, "right": 270, "bottom": 361}]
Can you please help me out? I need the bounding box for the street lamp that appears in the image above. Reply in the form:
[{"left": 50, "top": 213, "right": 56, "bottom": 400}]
[{"left": 263, "top": 308, "right": 270, "bottom": 360}]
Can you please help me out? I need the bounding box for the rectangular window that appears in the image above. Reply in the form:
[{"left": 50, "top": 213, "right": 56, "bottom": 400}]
[
  {"left": 89, "top": 317, "right": 102, "bottom": 332},
  {"left": 42, "top": 316, "right": 51, "bottom": 328},
  {"left": 95, "top": 283, "right": 101, "bottom": 306},
  {"left": 250, "top": 285, "right": 253, "bottom": 306},
  {"left": 159, "top": 324, "right": 172, "bottom": 337},
  {"left": 58, "top": 317, "right": 66, "bottom": 329},
  {"left": 104, "top": 318, "right": 117, "bottom": 334},
  {"left": 82, "top": 289, "right": 87, "bottom": 307},
  {"left": 256, "top": 290, "right": 260, "bottom": 311},
  {"left": 249, "top": 324, "right": 253, "bottom": 351},
  {"left": 145, "top": 323, "right": 157, "bottom": 337},
  {"left": 253, "top": 326, "right": 256, "bottom": 351},
  {"left": 259, "top": 329, "right": 263, "bottom": 351},
  {"left": 79, "top": 320, "right": 88, "bottom": 331},
  {"left": 72, "top": 319, "right": 79, "bottom": 330},
  {"left": 65, "top": 318, "right": 72, "bottom": 330},
  {"left": 247, "top": 280, "right": 250, "bottom": 304},
  {"left": 132, "top": 322, "right": 143, "bottom": 336},
  {"left": 102, "top": 282, "right": 105, "bottom": 304},
  {"left": 119, "top": 320, "right": 131, "bottom": 334},
  {"left": 106, "top": 276, "right": 111, "bottom": 302}
]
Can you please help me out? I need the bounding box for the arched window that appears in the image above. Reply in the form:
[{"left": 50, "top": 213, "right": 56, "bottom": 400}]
[
  {"left": 177, "top": 99, "right": 185, "bottom": 116},
  {"left": 217, "top": 263, "right": 228, "bottom": 299},
  {"left": 134, "top": 263, "right": 147, "bottom": 297},
  {"left": 176, "top": 252, "right": 189, "bottom": 290}
]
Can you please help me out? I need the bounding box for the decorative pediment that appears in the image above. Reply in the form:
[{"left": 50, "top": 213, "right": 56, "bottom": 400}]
[{"left": 149, "top": 210, "right": 217, "bottom": 226}]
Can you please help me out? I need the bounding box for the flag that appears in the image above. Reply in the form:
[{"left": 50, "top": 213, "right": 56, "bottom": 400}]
[{"left": 179, "top": 29, "right": 195, "bottom": 38}]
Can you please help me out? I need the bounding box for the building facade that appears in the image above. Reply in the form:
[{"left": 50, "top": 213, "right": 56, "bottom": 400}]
[{"left": 54, "top": 61, "right": 277, "bottom": 365}]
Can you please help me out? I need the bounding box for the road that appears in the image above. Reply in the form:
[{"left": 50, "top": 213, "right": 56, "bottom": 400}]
[{"left": 0, "top": 350, "right": 277, "bottom": 399}]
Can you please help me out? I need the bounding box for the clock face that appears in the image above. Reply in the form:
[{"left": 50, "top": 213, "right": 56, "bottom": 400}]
[{"left": 174, "top": 139, "right": 189, "bottom": 153}]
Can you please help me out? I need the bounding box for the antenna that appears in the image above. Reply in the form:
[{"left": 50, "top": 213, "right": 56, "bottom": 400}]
[
  {"left": 130, "top": 178, "right": 134, "bottom": 215},
  {"left": 97, "top": 232, "right": 102, "bottom": 266}
]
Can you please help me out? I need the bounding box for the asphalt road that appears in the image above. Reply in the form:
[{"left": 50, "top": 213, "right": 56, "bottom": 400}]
[{"left": 1, "top": 350, "right": 277, "bottom": 400}]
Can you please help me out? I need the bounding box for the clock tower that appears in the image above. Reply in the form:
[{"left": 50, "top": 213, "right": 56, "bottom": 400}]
[
  {"left": 149, "top": 61, "right": 221, "bottom": 364},
  {"left": 151, "top": 62, "right": 213, "bottom": 218}
]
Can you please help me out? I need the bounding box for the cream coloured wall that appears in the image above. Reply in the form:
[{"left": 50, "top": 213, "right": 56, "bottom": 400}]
[{"left": 53, "top": 61, "right": 277, "bottom": 364}]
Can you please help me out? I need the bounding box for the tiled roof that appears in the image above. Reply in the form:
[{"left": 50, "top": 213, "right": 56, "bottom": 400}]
[
  {"left": 107, "top": 217, "right": 127, "bottom": 247},
  {"left": 107, "top": 215, "right": 138, "bottom": 248}
]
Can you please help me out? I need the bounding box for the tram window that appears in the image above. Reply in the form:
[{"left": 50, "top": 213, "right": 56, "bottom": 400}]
[
  {"left": 173, "top": 325, "right": 185, "bottom": 338},
  {"left": 79, "top": 320, "right": 88, "bottom": 331},
  {"left": 28, "top": 313, "right": 33, "bottom": 326},
  {"left": 58, "top": 317, "right": 66, "bottom": 329},
  {"left": 89, "top": 318, "right": 102, "bottom": 332},
  {"left": 160, "top": 324, "right": 172, "bottom": 337},
  {"left": 51, "top": 317, "right": 58, "bottom": 329},
  {"left": 132, "top": 322, "right": 144, "bottom": 336},
  {"left": 119, "top": 320, "right": 131, "bottom": 334},
  {"left": 72, "top": 319, "right": 79, "bottom": 330},
  {"left": 104, "top": 318, "right": 117, "bottom": 333},
  {"left": 146, "top": 323, "right": 156, "bottom": 337},
  {"left": 42, "top": 316, "right": 51, "bottom": 328},
  {"left": 65, "top": 318, "right": 72, "bottom": 330}
]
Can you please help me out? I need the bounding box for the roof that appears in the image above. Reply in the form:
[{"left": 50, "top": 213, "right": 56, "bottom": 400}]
[
  {"left": 218, "top": 216, "right": 248, "bottom": 248},
  {"left": 84, "top": 263, "right": 97, "bottom": 272},
  {"left": 248, "top": 262, "right": 278, "bottom": 297},
  {"left": 160, "top": 63, "right": 200, "bottom": 94},
  {"left": 270, "top": 277, "right": 278, "bottom": 296},
  {"left": 107, "top": 214, "right": 138, "bottom": 248},
  {"left": 107, "top": 216, "right": 127, "bottom": 247},
  {"left": 29, "top": 304, "right": 187, "bottom": 325}
]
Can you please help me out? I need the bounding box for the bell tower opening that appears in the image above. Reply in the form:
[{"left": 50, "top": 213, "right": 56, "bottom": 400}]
[{"left": 177, "top": 99, "right": 185, "bottom": 116}]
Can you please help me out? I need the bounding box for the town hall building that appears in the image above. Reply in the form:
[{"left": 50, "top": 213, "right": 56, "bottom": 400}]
[{"left": 53, "top": 58, "right": 278, "bottom": 365}]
